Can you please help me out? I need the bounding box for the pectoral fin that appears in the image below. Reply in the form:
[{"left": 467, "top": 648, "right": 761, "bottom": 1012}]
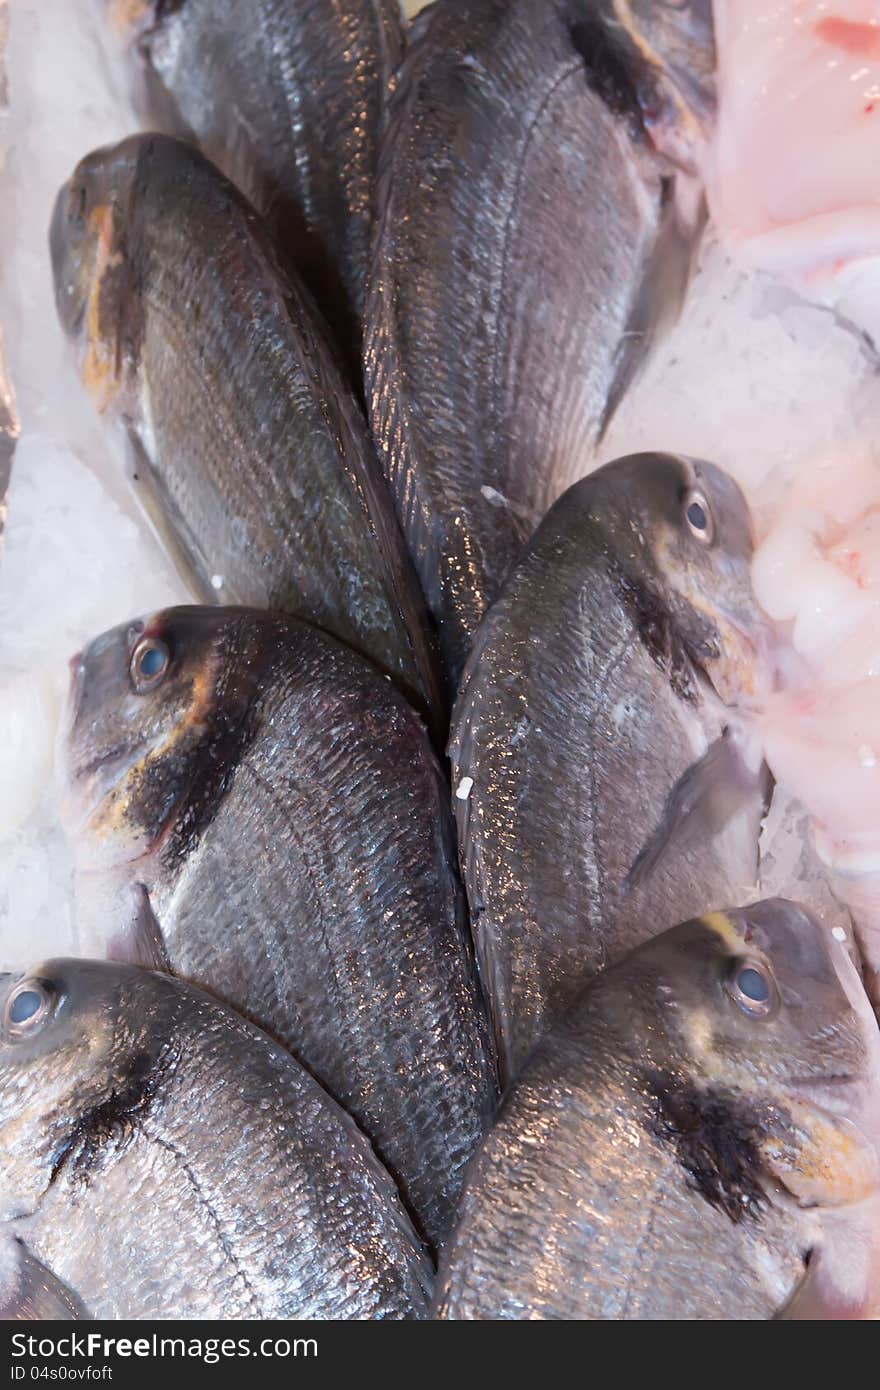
[
  {"left": 599, "top": 181, "right": 705, "bottom": 438},
  {"left": 0, "top": 1233, "right": 88, "bottom": 1320},
  {"left": 115, "top": 884, "right": 172, "bottom": 973},
  {"left": 626, "top": 731, "right": 767, "bottom": 891},
  {"left": 125, "top": 428, "right": 216, "bottom": 605}
]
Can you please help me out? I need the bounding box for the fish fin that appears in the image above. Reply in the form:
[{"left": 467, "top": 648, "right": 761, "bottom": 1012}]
[
  {"left": 626, "top": 731, "right": 766, "bottom": 891},
  {"left": 114, "top": 884, "right": 172, "bottom": 973},
  {"left": 123, "top": 427, "right": 216, "bottom": 605},
  {"left": 599, "top": 181, "right": 704, "bottom": 438},
  {"left": 0, "top": 1234, "right": 89, "bottom": 1320}
]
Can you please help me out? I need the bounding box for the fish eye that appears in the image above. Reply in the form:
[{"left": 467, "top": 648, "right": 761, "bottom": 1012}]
[
  {"left": 683, "top": 489, "right": 714, "bottom": 545},
  {"left": 3, "top": 980, "right": 55, "bottom": 1039},
  {"left": 130, "top": 637, "right": 170, "bottom": 693},
  {"left": 725, "top": 959, "right": 776, "bottom": 1019}
]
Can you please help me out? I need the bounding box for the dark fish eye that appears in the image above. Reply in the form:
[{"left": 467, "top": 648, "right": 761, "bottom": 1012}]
[
  {"left": 4, "top": 980, "right": 54, "bottom": 1039},
  {"left": 683, "top": 489, "right": 714, "bottom": 545},
  {"left": 726, "top": 959, "right": 776, "bottom": 1019},
  {"left": 130, "top": 637, "right": 170, "bottom": 693}
]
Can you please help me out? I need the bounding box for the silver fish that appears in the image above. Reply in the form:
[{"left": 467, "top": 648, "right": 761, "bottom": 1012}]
[
  {"left": 50, "top": 134, "right": 444, "bottom": 733},
  {"left": 449, "top": 452, "right": 773, "bottom": 1082},
  {"left": 60, "top": 606, "right": 497, "bottom": 1250},
  {"left": 0, "top": 958, "right": 432, "bottom": 1319},
  {"left": 435, "top": 901, "right": 880, "bottom": 1320},
  {"left": 365, "top": 0, "right": 713, "bottom": 681}
]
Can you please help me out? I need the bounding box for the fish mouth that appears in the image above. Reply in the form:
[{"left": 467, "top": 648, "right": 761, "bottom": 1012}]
[{"left": 59, "top": 739, "right": 146, "bottom": 847}]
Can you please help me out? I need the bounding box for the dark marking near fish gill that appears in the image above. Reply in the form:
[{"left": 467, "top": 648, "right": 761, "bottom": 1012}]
[
  {"left": 160, "top": 702, "right": 260, "bottom": 871},
  {"left": 645, "top": 1072, "right": 769, "bottom": 1224},
  {"left": 567, "top": 5, "right": 650, "bottom": 141},
  {"left": 49, "top": 1048, "right": 170, "bottom": 1187},
  {"left": 616, "top": 571, "right": 698, "bottom": 704}
]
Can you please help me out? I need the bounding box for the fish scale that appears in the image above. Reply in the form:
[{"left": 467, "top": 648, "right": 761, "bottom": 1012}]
[{"left": 450, "top": 453, "right": 771, "bottom": 1082}]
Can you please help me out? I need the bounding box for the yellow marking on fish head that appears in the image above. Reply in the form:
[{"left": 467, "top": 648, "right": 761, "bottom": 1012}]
[
  {"left": 699, "top": 910, "right": 743, "bottom": 953},
  {"left": 81, "top": 203, "right": 124, "bottom": 415}
]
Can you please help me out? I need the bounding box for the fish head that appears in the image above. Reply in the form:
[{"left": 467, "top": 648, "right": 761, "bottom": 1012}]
[
  {"left": 0, "top": 958, "right": 172, "bottom": 1216},
  {"left": 618, "top": 900, "right": 880, "bottom": 1214},
  {"left": 599, "top": 452, "right": 774, "bottom": 704},
  {"left": 60, "top": 606, "right": 271, "bottom": 871},
  {"left": 49, "top": 138, "right": 144, "bottom": 412}
]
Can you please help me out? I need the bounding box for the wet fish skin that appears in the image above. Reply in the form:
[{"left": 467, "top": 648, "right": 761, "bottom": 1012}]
[
  {"left": 105, "top": 0, "right": 404, "bottom": 356},
  {"left": 435, "top": 901, "right": 880, "bottom": 1320},
  {"left": 449, "top": 452, "right": 773, "bottom": 1082},
  {"left": 0, "top": 958, "right": 431, "bottom": 1319},
  {"left": 49, "top": 133, "right": 444, "bottom": 733},
  {"left": 61, "top": 605, "right": 498, "bottom": 1251},
  {"left": 365, "top": 0, "right": 713, "bottom": 684}
]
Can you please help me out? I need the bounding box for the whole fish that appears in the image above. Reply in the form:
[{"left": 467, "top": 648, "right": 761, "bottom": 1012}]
[
  {"left": 105, "top": 0, "right": 404, "bottom": 356},
  {"left": 50, "top": 133, "right": 443, "bottom": 732},
  {"left": 435, "top": 900, "right": 880, "bottom": 1320},
  {"left": 450, "top": 452, "right": 772, "bottom": 1082},
  {"left": 0, "top": 958, "right": 431, "bottom": 1319},
  {"left": 365, "top": 0, "right": 714, "bottom": 681},
  {"left": 60, "top": 606, "right": 497, "bottom": 1250}
]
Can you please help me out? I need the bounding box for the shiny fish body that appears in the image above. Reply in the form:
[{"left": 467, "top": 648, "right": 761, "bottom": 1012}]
[
  {"left": 61, "top": 607, "right": 497, "bottom": 1251},
  {"left": 50, "top": 134, "right": 443, "bottom": 731},
  {"left": 365, "top": 0, "right": 712, "bottom": 682},
  {"left": 0, "top": 959, "right": 432, "bottom": 1320},
  {"left": 108, "top": 0, "right": 404, "bottom": 354},
  {"left": 435, "top": 902, "right": 880, "bottom": 1320},
  {"left": 450, "top": 453, "right": 772, "bottom": 1082}
]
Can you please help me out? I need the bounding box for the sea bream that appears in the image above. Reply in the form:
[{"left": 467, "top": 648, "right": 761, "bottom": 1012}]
[
  {"left": 365, "top": 0, "right": 714, "bottom": 682},
  {"left": 450, "top": 452, "right": 773, "bottom": 1082},
  {"left": 435, "top": 901, "right": 880, "bottom": 1320},
  {"left": 0, "top": 959, "right": 431, "bottom": 1319},
  {"left": 60, "top": 606, "right": 497, "bottom": 1250},
  {"left": 104, "top": 0, "right": 404, "bottom": 356},
  {"left": 49, "top": 133, "right": 444, "bottom": 732}
]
